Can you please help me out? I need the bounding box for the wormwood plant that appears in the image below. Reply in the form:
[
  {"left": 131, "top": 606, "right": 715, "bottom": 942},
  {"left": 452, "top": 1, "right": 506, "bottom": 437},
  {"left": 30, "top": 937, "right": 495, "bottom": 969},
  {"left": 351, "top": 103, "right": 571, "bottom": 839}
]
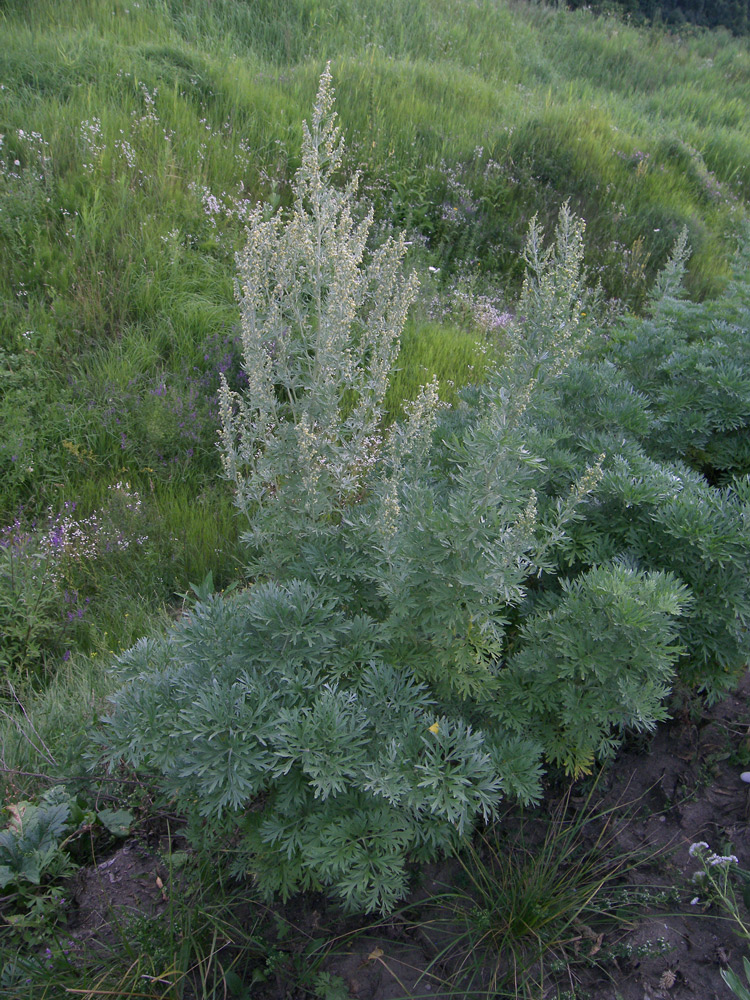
[
  {"left": 217, "top": 61, "right": 418, "bottom": 582},
  {"left": 612, "top": 229, "right": 750, "bottom": 483},
  {"left": 101, "top": 70, "right": 706, "bottom": 914},
  {"left": 526, "top": 232, "right": 750, "bottom": 703}
]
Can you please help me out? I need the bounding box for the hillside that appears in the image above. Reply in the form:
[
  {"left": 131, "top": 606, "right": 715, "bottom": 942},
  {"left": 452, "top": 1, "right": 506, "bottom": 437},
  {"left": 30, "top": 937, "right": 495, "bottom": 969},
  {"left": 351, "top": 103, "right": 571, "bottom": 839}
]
[{"left": 1, "top": 2, "right": 750, "bottom": 997}]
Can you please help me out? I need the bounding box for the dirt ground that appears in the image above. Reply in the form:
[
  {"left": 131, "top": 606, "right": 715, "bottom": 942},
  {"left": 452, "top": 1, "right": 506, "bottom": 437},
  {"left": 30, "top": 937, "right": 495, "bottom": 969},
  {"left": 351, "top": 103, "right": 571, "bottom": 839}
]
[{"left": 66, "top": 673, "right": 750, "bottom": 999}]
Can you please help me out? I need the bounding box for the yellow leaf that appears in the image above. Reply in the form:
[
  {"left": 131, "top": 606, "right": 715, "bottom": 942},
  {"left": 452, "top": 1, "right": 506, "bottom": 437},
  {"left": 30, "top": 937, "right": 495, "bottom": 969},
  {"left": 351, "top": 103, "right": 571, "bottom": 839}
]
[
  {"left": 589, "top": 933, "right": 603, "bottom": 957},
  {"left": 428, "top": 722, "right": 439, "bottom": 735}
]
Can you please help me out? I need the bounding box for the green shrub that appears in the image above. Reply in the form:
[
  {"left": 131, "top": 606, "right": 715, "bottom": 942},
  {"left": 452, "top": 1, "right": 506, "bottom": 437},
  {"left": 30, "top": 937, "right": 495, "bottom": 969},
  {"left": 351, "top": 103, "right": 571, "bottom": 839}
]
[
  {"left": 606, "top": 229, "right": 750, "bottom": 480},
  {"left": 524, "top": 231, "right": 750, "bottom": 701},
  {"left": 98, "top": 73, "right": 715, "bottom": 914}
]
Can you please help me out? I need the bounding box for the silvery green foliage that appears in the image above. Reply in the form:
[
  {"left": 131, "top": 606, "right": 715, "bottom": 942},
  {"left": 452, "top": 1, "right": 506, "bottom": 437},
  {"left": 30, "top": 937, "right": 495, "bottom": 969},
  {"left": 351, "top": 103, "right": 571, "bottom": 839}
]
[
  {"left": 614, "top": 230, "right": 750, "bottom": 480},
  {"left": 724, "top": 958, "right": 750, "bottom": 1000},
  {"left": 528, "top": 232, "right": 750, "bottom": 703},
  {"left": 102, "top": 73, "right": 696, "bottom": 913},
  {"left": 511, "top": 201, "right": 596, "bottom": 402},
  {"left": 218, "top": 63, "right": 418, "bottom": 578},
  {"left": 357, "top": 204, "right": 605, "bottom": 703},
  {"left": 102, "top": 585, "right": 503, "bottom": 914}
]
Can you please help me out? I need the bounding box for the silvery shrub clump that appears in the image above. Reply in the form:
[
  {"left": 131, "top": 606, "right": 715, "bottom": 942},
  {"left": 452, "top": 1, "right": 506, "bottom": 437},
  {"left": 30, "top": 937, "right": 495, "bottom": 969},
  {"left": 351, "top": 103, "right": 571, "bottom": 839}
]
[{"left": 100, "top": 68, "right": 748, "bottom": 913}]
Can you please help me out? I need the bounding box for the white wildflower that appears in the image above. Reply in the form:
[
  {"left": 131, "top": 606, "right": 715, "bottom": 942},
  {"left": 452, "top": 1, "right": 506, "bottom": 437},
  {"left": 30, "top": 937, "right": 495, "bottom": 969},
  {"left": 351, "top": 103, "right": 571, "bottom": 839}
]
[{"left": 707, "top": 854, "right": 738, "bottom": 867}]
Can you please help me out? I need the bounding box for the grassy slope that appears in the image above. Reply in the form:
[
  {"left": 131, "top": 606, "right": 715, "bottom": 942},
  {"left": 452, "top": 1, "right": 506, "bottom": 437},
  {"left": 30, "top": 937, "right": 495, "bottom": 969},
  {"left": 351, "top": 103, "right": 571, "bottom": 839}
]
[
  {"left": 0, "top": 5, "right": 749, "bottom": 994},
  {"left": 0, "top": 0, "right": 749, "bottom": 752}
]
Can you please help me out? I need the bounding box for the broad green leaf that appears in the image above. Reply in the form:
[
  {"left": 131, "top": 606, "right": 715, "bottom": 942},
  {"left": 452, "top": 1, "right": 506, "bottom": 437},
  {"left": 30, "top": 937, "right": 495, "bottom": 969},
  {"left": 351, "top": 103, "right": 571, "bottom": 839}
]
[
  {"left": 97, "top": 809, "right": 134, "bottom": 837},
  {"left": 24, "top": 803, "right": 70, "bottom": 855},
  {"left": 0, "top": 865, "right": 16, "bottom": 889}
]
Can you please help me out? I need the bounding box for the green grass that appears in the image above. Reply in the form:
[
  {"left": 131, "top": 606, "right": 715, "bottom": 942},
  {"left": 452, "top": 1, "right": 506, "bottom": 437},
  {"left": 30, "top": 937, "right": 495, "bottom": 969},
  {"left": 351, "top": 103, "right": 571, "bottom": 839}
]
[
  {"left": 0, "top": 654, "right": 117, "bottom": 796},
  {"left": 401, "top": 781, "right": 671, "bottom": 999},
  {"left": 385, "top": 319, "right": 492, "bottom": 415}
]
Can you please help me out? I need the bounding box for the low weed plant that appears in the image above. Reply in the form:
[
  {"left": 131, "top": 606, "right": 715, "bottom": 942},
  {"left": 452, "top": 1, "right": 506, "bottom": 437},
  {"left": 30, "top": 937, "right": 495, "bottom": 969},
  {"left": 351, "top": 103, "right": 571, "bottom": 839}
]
[
  {"left": 0, "top": 831, "right": 273, "bottom": 1000},
  {"left": 0, "top": 784, "right": 132, "bottom": 952},
  {"left": 686, "top": 841, "right": 750, "bottom": 1000}
]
